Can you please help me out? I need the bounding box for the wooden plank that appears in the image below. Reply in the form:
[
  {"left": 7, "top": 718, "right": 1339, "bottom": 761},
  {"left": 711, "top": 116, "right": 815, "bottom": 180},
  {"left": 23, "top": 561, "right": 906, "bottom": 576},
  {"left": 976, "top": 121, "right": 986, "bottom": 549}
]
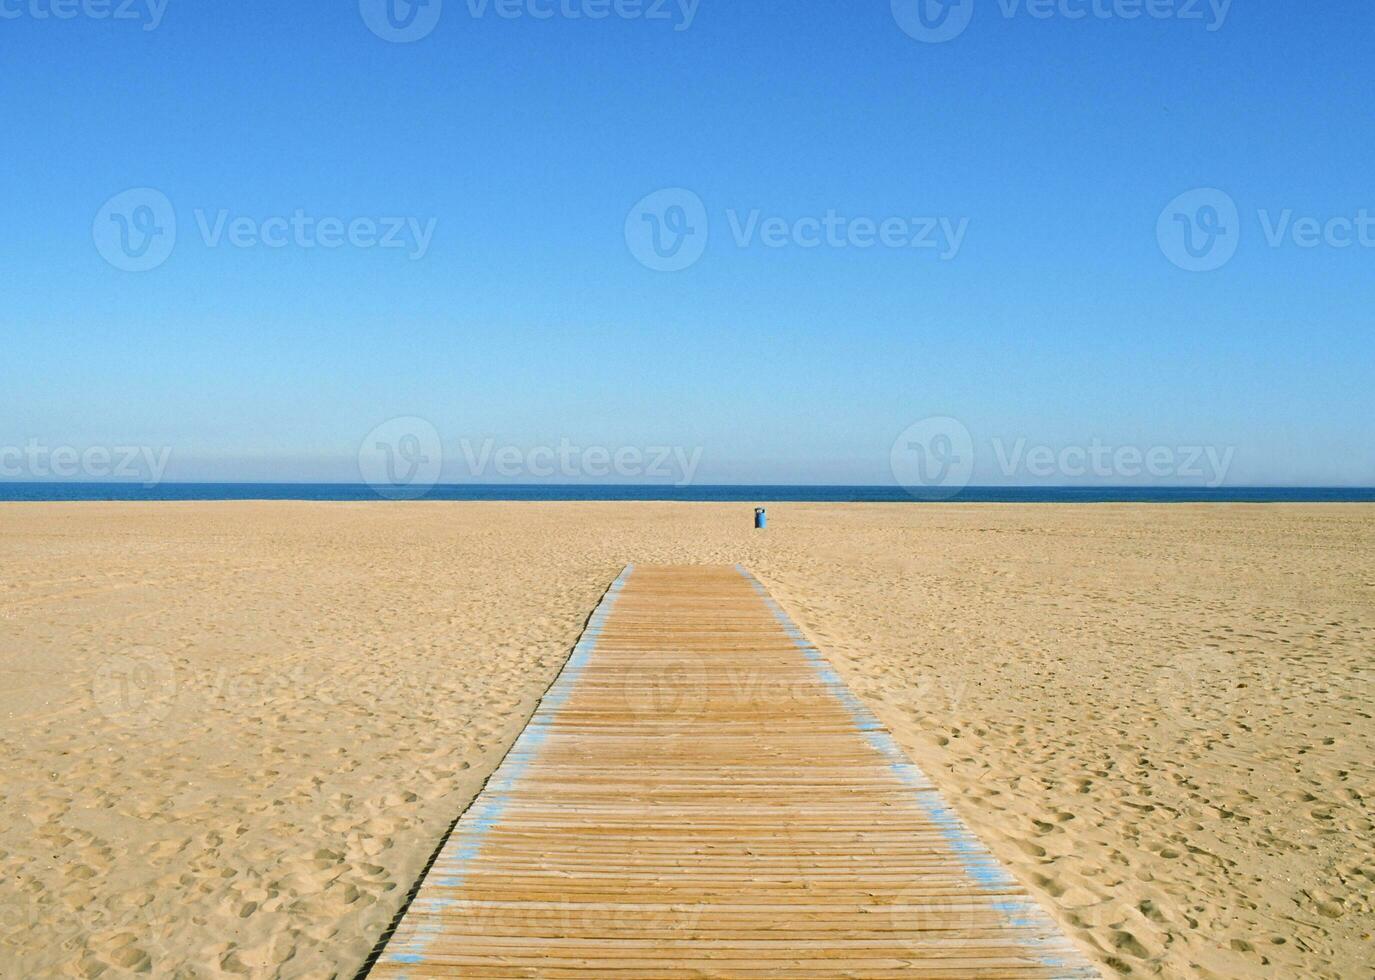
[{"left": 366, "top": 565, "right": 1097, "bottom": 978}]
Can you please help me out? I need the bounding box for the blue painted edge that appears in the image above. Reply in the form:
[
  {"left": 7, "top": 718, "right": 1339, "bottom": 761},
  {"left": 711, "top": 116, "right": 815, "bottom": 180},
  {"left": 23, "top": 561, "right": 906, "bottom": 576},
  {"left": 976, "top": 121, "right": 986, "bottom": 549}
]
[
  {"left": 732, "top": 564, "right": 1098, "bottom": 979},
  {"left": 379, "top": 564, "right": 635, "bottom": 976}
]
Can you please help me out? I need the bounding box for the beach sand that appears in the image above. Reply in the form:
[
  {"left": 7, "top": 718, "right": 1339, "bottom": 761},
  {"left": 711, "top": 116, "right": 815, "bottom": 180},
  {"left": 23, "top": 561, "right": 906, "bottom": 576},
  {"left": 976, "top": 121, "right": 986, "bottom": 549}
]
[{"left": 0, "top": 502, "right": 1370, "bottom": 978}]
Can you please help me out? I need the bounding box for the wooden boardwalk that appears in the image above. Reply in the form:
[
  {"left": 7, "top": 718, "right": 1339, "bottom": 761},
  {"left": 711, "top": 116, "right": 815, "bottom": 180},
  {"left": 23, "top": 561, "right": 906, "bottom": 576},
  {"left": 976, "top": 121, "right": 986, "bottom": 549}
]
[{"left": 369, "top": 565, "right": 1097, "bottom": 978}]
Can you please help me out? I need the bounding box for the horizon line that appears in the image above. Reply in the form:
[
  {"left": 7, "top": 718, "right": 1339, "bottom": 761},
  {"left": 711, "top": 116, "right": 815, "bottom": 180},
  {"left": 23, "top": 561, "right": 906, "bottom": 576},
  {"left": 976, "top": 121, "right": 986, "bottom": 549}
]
[{"left": 3, "top": 481, "right": 1375, "bottom": 491}]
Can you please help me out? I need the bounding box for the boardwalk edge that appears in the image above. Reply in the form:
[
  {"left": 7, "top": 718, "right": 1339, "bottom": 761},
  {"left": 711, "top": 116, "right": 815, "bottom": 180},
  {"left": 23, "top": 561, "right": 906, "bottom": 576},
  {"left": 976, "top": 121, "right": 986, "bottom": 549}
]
[
  {"left": 733, "top": 564, "right": 1099, "bottom": 979},
  {"left": 369, "top": 565, "right": 635, "bottom": 976}
]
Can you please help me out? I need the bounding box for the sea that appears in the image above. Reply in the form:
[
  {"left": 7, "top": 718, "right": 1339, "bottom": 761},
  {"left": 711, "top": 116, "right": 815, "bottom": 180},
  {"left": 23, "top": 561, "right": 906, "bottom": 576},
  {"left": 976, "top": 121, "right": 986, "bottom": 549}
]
[{"left": 1, "top": 484, "right": 1372, "bottom": 503}]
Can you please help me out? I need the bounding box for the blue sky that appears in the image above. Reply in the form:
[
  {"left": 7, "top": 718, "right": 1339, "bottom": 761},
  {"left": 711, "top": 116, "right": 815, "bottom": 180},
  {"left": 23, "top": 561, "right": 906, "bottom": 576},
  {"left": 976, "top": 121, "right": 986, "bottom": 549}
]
[{"left": 3, "top": 0, "right": 1372, "bottom": 486}]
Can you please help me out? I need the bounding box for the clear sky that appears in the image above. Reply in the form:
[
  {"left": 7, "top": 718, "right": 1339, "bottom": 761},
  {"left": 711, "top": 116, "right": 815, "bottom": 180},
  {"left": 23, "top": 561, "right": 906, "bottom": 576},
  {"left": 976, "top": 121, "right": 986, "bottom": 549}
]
[{"left": 3, "top": 0, "right": 1372, "bottom": 486}]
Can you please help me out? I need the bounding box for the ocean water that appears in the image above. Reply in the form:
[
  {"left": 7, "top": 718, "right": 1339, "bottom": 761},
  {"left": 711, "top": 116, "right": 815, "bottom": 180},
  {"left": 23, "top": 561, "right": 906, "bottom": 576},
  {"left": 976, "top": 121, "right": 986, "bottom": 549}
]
[{"left": 1, "top": 484, "right": 1373, "bottom": 503}]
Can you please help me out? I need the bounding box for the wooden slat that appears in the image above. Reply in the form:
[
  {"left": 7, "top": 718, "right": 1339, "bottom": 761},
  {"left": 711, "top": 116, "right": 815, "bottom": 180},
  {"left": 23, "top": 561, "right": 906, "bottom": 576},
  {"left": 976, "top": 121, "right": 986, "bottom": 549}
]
[{"left": 367, "top": 565, "right": 1097, "bottom": 978}]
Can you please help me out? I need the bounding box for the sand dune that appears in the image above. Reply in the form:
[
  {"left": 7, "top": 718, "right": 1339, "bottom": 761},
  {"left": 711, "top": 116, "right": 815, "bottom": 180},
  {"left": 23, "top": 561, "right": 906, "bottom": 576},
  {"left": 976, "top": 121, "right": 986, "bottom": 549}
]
[{"left": 0, "top": 502, "right": 1370, "bottom": 977}]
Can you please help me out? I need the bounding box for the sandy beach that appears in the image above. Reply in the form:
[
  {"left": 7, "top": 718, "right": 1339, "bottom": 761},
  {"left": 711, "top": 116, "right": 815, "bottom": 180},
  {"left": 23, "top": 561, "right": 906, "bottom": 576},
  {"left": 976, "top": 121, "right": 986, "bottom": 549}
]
[{"left": 0, "top": 502, "right": 1370, "bottom": 978}]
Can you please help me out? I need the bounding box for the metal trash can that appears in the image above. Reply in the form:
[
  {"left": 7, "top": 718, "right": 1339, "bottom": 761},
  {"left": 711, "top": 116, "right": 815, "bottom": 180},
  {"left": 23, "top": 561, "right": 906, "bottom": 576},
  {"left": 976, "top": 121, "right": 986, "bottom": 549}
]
[{"left": 754, "top": 507, "right": 767, "bottom": 530}]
